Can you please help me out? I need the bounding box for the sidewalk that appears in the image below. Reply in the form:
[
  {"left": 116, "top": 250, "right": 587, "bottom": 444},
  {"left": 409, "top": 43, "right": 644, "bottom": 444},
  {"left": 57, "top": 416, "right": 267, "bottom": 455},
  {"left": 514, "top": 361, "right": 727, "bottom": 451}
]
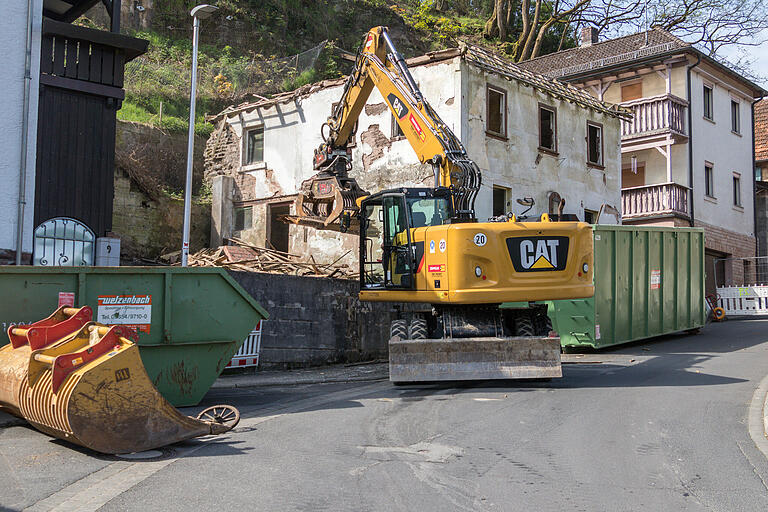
[{"left": 211, "top": 360, "right": 389, "bottom": 389}]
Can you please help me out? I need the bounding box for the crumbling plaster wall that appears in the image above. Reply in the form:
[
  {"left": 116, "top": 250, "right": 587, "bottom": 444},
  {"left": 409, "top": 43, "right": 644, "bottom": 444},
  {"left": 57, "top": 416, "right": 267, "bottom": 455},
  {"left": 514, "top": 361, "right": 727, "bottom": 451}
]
[
  {"left": 205, "top": 57, "right": 462, "bottom": 265},
  {"left": 462, "top": 63, "right": 622, "bottom": 221}
]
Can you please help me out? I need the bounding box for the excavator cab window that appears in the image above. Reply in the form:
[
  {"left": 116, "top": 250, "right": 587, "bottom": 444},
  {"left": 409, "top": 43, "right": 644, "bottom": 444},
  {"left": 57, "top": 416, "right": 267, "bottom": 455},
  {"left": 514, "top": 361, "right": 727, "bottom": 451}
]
[
  {"left": 407, "top": 195, "right": 451, "bottom": 227},
  {"left": 360, "top": 188, "right": 452, "bottom": 290},
  {"left": 361, "top": 193, "right": 415, "bottom": 289}
]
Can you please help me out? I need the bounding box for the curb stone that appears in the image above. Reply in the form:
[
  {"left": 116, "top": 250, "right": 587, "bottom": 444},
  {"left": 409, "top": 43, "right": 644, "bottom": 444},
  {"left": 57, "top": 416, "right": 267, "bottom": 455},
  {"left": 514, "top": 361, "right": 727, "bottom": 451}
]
[
  {"left": 211, "top": 362, "right": 390, "bottom": 389},
  {"left": 748, "top": 373, "right": 768, "bottom": 461}
]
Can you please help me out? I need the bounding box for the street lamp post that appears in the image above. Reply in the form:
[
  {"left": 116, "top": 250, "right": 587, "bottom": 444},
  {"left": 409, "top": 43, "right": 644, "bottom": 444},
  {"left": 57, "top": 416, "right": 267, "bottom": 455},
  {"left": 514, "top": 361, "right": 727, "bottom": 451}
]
[{"left": 181, "top": 4, "right": 218, "bottom": 267}]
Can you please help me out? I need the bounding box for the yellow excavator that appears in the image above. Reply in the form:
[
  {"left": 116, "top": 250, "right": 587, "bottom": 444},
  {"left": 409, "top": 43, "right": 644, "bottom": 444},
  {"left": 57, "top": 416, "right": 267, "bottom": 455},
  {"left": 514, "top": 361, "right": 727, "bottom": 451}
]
[{"left": 292, "top": 27, "right": 594, "bottom": 382}]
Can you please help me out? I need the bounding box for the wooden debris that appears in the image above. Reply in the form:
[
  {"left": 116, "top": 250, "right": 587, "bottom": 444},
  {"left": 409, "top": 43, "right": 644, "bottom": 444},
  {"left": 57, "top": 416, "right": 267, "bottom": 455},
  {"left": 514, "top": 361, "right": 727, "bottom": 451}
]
[{"left": 183, "top": 238, "right": 357, "bottom": 279}]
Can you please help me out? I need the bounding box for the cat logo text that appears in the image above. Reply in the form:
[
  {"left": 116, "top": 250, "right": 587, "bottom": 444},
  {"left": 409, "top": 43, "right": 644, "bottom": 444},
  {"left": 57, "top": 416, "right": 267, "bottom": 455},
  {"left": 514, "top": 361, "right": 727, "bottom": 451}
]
[{"left": 506, "top": 236, "right": 569, "bottom": 272}]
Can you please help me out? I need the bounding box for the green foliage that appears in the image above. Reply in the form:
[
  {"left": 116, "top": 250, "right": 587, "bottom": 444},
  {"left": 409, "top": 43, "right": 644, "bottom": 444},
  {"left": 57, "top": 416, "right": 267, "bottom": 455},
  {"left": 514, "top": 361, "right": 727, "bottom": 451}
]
[
  {"left": 281, "top": 68, "right": 319, "bottom": 92},
  {"left": 399, "top": 0, "right": 463, "bottom": 43},
  {"left": 112, "top": 0, "right": 572, "bottom": 132}
]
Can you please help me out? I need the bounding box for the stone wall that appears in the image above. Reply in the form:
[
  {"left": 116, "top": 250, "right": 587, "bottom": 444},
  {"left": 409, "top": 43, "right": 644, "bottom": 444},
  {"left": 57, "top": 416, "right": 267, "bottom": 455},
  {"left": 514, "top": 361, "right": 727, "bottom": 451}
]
[
  {"left": 112, "top": 121, "right": 209, "bottom": 260},
  {"left": 112, "top": 170, "right": 210, "bottom": 260},
  {"left": 227, "top": 271, "right": 401, "bottom": 367}
]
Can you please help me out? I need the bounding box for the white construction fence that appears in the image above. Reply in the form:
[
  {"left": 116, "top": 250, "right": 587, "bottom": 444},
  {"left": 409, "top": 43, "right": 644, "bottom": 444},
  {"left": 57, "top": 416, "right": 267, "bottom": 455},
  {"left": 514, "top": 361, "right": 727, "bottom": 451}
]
[
  {"left": 714, "top": 256, "right": 768, "bottom": 317},
  {"left": 226, "top": 321, "right": 263, "bottom": 368}
]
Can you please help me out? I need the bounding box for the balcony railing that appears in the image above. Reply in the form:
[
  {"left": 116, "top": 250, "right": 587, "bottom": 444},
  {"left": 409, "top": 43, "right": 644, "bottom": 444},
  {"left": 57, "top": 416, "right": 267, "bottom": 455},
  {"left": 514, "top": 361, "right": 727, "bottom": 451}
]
[
  {"left": 620, "top": 94, "right": 688, "bottom": 139},
  {"left": 622, "top": 182, "right": 690, "bottom": 219}
]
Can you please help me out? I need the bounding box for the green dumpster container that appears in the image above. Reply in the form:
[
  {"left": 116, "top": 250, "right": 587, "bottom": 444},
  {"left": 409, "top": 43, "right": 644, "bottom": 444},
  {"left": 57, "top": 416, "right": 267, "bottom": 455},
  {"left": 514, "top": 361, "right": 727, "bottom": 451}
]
[
  {"left": 548, "top": 225, "right": 705, "bottom": 350},
  {"left": 0, "top": 267, "right": 268, "bottom": 406}
]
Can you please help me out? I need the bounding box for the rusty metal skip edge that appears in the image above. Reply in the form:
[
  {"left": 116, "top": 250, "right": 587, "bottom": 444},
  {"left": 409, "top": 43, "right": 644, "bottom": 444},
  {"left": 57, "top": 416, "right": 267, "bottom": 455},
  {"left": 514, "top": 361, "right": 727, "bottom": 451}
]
[{"left": 0, "top": 306, "right": 236, "bottom": 454}]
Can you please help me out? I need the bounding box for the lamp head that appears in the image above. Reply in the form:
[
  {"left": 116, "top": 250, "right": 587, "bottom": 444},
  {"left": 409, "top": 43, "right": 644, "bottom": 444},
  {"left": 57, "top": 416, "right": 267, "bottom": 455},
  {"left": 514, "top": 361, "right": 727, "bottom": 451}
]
[{"left": 190, "top": 4, "right": 218, "bottom": 19}]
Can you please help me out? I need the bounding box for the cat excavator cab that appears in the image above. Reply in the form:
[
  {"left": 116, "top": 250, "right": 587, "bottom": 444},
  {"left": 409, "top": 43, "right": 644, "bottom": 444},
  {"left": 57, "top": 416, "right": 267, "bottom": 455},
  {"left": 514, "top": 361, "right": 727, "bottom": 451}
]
[{"left": 290, "top": 27, "right": 595, "bottom": 382}]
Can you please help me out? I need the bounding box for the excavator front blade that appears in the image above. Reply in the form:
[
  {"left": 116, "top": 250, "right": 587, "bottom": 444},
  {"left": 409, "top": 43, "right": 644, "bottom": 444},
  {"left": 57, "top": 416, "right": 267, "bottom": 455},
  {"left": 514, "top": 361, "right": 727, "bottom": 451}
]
[
  {"left": 389, "top": 336, "right": 562, "bottom": 382},
  {"left": 0, "top": 309, "right": 236, "bottom": 454}
]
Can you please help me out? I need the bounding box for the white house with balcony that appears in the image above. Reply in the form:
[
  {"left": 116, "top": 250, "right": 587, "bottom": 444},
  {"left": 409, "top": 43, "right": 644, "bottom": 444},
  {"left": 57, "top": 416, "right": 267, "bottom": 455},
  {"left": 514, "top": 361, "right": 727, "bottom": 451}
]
[{"left": 520, "top": 27, "right": 766, "bottom": 292}]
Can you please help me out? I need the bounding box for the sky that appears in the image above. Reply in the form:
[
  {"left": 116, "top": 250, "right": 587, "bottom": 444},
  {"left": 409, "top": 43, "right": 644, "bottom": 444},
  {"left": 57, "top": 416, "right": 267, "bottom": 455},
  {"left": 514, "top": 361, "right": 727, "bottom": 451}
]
[{"left": 720, "top": 28, "right": 768, "bottom": 89}]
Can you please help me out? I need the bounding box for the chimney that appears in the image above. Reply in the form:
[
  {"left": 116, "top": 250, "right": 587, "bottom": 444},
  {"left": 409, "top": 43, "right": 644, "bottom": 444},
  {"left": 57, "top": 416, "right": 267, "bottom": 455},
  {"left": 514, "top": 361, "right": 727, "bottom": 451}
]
[{"left": 581, "top": 26, "right": 598, "bottom": 47}]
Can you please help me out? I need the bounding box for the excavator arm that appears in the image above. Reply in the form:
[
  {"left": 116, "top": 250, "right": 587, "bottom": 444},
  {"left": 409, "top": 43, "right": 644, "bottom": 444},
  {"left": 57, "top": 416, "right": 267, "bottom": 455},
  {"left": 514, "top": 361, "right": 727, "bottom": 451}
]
[{"left": 292, "top": 27, "right": 481, "bottom": 231}]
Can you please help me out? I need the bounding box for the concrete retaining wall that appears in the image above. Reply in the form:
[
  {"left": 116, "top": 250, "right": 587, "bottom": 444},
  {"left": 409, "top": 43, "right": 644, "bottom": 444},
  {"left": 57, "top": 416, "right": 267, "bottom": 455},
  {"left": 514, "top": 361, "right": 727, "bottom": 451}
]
[{"left": 227, "top": 271, "right": 399, "bottom": 368}]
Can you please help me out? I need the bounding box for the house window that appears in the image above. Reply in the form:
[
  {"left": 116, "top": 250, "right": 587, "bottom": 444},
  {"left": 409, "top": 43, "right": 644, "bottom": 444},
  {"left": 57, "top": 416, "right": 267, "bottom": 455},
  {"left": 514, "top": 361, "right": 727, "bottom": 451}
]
[
  {"left": 538, "top": 104, "right": 557, "bottom": 153},
  {"left": 492, "top": 186, "right": 508, "bottom": 216},
  {"left": 234, "top": 206, "right": 253, "bottom": 231},
  {"left": 244, "top": 126, "right": 264, "bottom": 165},
  {"left": 703, "top": 84, "right": 713, "bottom": 120},
  {"left": 392, "top": 114, "right": 404, "bottom": 139},
  {"left": 733, "top": 173, "right": 741, "bottom": 206},
  {"left": 704, "top": 163, "right": 714, "bottom": 198},
  {"left": 621, "top": 82, "right": 642, "bottom": 102},
  {"left": 586, "top": 122, "right": 603, "bottom": 166},
  {"left": 486, "top": 85, "right": 506, "bottom": 138},
  {"left": 584, "top": 209, "right": 598, "bottom": 224},
  {"left": 731, "top": 100, "right": 740, "bottom": 134}
]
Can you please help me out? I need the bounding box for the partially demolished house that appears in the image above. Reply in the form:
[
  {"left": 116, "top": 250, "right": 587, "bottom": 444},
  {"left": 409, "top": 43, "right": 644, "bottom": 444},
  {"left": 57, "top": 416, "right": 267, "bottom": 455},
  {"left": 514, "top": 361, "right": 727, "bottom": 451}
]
[{"left": 204, "top": 43, "right": 627, "bottom": 264}]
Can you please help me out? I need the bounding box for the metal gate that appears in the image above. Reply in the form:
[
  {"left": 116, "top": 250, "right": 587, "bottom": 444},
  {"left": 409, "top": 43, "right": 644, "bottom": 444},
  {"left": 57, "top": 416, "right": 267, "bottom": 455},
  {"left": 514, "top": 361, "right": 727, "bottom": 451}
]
[{"left": 33, "top": 217, "right": 95, "bottom": 266}]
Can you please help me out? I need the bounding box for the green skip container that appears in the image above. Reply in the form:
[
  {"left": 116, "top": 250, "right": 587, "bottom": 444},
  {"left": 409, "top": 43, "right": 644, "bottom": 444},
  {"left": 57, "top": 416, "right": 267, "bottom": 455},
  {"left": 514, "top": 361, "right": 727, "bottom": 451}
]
[
  {"left": 549, "top": 225, "right": 705, "bottom": 350},
  {"left": 0, "top": 267, "right": 268, "bottom": 406}
]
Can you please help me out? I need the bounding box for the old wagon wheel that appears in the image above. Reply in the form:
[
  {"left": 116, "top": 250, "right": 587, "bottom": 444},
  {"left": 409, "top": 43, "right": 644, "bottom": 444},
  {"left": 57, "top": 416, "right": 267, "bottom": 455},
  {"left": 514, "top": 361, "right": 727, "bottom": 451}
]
[{"left": 196, "top": 405, "right": 240, "bottom": 431}]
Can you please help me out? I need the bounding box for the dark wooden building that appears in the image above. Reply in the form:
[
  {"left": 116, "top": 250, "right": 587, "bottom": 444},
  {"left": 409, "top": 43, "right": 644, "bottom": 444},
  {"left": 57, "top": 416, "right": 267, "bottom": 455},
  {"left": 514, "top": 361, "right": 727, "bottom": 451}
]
[{"left": 34, "top": 0, "right": 147, "bottom": 238}]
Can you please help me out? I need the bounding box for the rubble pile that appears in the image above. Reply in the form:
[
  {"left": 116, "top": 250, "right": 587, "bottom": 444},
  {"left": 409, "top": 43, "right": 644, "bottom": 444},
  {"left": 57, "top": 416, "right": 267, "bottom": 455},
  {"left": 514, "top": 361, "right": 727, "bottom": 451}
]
[{"left": 185, "top": 237, "right": 357, "bottom": 279}]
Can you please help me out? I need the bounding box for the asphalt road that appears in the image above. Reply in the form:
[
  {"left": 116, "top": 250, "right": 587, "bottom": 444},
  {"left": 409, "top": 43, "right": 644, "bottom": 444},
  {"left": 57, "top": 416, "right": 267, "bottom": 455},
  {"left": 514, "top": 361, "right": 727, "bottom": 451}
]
[{"left": 3, "top": 319, "right": 768, "bottom": 511}]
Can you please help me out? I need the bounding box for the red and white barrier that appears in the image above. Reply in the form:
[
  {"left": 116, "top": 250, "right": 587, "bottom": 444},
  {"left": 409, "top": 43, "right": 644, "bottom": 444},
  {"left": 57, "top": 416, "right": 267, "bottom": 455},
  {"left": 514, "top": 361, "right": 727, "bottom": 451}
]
[
  {"left": 716, "top": 286, "right": 768, "bottom": 316},
  {"left": 226, "top": 321, "right": 263, "bottom": 368}
]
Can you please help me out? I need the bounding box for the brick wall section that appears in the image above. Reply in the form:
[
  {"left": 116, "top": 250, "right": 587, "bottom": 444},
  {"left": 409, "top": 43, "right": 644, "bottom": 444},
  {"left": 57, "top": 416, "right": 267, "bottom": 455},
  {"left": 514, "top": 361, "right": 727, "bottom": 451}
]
[
  {"left": 756, "top": 99, "right": 768, "bottom": 165},
  {"left": 694, "top": 219, "right": 756, "bottom": 285},
  {"left": 204, "top": 120, "right": 240, "bottom": 182},
  {"left": 227, "top": 271, "right": 404, "bottom": 368}
]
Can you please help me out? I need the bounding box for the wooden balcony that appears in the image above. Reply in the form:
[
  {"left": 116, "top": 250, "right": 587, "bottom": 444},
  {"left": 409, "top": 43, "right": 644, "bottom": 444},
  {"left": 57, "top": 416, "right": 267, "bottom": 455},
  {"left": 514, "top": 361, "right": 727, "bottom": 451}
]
[
  {"left": 620, "top": 94, "right": 688, "bottom": 141},
  {"left": 621, "top": 182, "right": 690, "bottom": 220}
]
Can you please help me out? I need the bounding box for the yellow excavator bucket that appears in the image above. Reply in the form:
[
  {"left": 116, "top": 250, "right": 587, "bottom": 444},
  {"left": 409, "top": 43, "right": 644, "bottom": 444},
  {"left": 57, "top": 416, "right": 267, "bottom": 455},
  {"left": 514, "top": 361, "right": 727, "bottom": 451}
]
[{"left": 0, "top": 307, "right": 238, "bottom": 454}]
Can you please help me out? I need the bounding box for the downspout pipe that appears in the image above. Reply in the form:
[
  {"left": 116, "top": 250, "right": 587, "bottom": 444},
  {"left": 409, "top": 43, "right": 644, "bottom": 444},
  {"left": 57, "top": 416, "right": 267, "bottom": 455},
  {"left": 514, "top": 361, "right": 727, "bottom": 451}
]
[
  {"left": 686, "top": 52, "right": 701, "bottom": 227},
  {"left": 753, "top": 95, "right": 764, "bottom": 256},
  {"left": 16, "top": 0, "right": 35, "bottom": 265}
]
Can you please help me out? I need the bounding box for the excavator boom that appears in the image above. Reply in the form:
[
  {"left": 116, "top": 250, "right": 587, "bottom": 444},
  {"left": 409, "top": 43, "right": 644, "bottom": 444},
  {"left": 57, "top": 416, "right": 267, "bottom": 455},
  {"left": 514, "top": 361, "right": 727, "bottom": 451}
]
[{"left": 290, "top": 27, "right": 480, "bottom": 230}]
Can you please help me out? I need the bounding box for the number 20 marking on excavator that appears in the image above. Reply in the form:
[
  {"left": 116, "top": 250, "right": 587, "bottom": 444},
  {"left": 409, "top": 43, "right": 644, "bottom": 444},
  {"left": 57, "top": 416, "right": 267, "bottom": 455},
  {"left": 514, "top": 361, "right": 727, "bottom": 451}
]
[{"left": 474, "top": 233, "right": 487, "bottom": 247}]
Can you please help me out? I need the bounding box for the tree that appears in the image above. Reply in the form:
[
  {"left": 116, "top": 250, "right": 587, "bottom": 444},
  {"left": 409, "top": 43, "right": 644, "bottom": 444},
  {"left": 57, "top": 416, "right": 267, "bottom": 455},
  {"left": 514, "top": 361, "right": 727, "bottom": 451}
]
[
  {"left": 483, "top": 0, "right": 768, "bottom": 66},
  {"left": 484, "top": 0, "right": 589, "bottom": 61}
]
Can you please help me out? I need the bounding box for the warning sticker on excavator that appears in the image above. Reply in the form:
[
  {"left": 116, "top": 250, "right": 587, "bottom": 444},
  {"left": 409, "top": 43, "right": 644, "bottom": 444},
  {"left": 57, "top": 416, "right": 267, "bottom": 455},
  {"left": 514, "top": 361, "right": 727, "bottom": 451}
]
[
  {"left": 409, "top": 113, "right": 426, "bottom": 141},
  {"left": 428, "top": 264, "right": 445, "bottom": 273},
  {"left": 97, "top": 295, "right": 152, "bottom": 334}
]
